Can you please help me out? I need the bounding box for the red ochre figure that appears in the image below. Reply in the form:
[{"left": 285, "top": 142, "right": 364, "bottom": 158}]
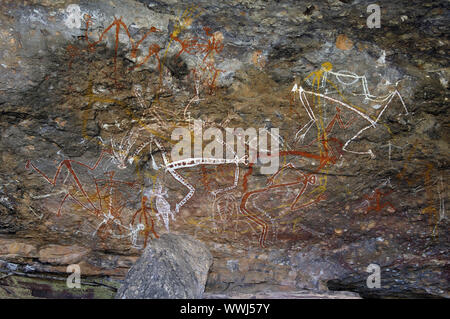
[
  {"left": 132, "top": 195, "right": 159, "bottom": 247},
  {"left": 240, "top": 140, "right": 339, "bottom": 248},
  {"left": 363, "top": 188, "right": 396, "bottom": 214},
  {"left": 25, "top": 150, "right": 112, "bottom": 217},
  {"left": 82, "top": 15, "right": 161, "bottom": 82}
]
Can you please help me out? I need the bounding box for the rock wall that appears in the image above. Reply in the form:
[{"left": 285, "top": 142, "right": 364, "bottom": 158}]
[{"left": 0, "top": 0, "right": 448, "bottom": 298}]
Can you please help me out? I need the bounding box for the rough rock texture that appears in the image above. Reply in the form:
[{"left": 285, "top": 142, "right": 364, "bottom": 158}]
[
  {"left": 116, "top": 233, "right": 213, "bottom": 299},
  {"left": 0, "top": 0, "right": 448, "bottom": 298}
]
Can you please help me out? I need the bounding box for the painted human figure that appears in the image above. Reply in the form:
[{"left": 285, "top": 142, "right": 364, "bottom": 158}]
[{"left": 364, "top": 188, "right": 395, "bottom": 213}]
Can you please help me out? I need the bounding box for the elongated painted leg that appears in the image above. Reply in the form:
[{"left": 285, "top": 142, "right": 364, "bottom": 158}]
[{"left": 167, "top": 168, "right": 196, "bottom": 213}]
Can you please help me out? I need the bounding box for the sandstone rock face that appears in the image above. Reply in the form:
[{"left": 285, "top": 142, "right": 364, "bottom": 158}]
[
  {"left": 116, "top": 233, "right": 213, "bottom": 299},
  {"left": 0, "top": 0, "right": 448, "bottom": 298},
  {"left": 335, "top": 34, "right": 353, "bottom": 51},
  {"left": 0, "top": 239, "right": 37, "bottom": 259}
]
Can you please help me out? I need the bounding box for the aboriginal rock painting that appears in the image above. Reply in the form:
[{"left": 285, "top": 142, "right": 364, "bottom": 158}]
[{"left": 24, "top": 7, "right": 445, "bottom": 250}]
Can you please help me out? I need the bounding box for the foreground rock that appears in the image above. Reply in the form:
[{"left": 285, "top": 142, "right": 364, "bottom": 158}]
[
  {"left": 204, "top": 290, "right": 361, "bottom": 299},
  {"left": 116, "top": 233, "right": 213, "bottom": 299}
]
